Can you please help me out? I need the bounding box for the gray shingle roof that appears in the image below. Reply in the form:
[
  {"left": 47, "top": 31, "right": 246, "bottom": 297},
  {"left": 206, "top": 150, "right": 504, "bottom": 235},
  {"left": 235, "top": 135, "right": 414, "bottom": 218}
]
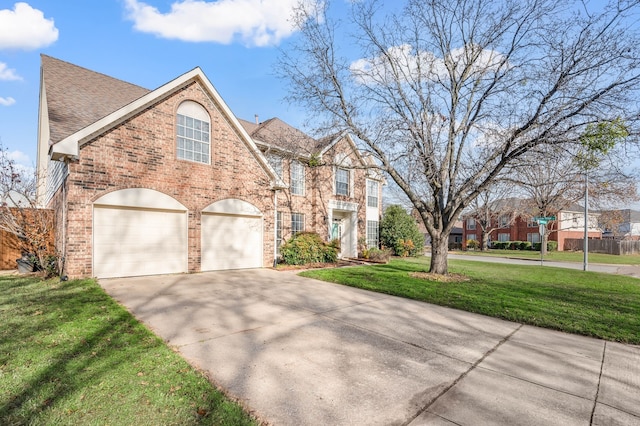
[
  {"left": 42, "top": 55, "right": 151, "bottom": 144},
  {"left": 238, "top": 117, "right": 337, "bottom": 155}
]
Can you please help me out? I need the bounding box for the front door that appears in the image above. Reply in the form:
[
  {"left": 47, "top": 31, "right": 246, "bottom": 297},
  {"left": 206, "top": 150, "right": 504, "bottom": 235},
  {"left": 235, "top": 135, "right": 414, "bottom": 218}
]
[{"left": 332, "top": 218, "right": 345, "bottom": 258}]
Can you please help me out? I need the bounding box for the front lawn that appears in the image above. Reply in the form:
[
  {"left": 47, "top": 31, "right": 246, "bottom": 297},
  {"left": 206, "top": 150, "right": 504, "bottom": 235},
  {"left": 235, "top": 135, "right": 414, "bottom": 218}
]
[
  {"left": 0, "top": 274, "right": 256, "bottom": 425},
  {"left": 451, "top": 249, "right": 640, "bottom": 265},
  {"left": 300, "top": 258, "right": 640, "bottom": 344}
]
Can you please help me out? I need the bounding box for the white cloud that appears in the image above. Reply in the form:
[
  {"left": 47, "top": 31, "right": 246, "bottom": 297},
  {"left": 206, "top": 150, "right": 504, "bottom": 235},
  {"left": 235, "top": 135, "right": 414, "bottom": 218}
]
[
  {"left": 124, "top": 0, "right": 316, "bottom": 47},
  {"left": 7, "top": 150, "right": 31, "bottom": 165},
  {"left": 0, "top": 2, "right": 58, "bottom": 50},
  {"left": 0, "top": 97, "right": 16, "bottom": 106},
  {"left": 351, "top": 43, "right": 507, "bottom": 85},
  {"left": 0, "top": 62, "right": 21, "bottom": 81}
]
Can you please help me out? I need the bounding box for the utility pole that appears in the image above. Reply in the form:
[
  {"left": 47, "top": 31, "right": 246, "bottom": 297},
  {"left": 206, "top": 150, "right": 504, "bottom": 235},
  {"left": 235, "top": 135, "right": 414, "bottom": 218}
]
[{"left": 583, "top": 172, "right": 588, "bottom": 271}]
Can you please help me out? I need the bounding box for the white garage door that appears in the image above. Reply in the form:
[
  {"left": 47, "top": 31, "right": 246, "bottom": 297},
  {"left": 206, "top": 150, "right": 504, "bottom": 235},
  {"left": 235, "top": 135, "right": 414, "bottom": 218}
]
[
  {"left": 201, "top": 214, "right": 263, "bottom": 271},
  {"left": 93, "top": 189, "right": 188, "bottom": 279}
]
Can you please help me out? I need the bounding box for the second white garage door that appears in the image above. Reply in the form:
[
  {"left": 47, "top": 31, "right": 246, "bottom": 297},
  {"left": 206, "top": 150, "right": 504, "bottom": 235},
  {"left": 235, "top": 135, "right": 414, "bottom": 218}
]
[{"left": 201, "top": 214, "right": 263, "bottom": 271}]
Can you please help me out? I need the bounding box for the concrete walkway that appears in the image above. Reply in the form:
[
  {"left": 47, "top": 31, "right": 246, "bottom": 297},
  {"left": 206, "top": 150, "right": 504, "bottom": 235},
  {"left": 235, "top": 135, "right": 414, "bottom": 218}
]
[
  {"left": 100, "top": 269, "right": 640, "bottom": 425},
  {"left": 446, "top": 253, "right": 640, "bottom": 279}
]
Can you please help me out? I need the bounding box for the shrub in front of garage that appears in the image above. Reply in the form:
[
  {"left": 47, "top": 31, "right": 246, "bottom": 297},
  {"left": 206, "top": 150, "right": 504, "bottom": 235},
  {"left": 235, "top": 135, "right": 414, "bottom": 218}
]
[{"left": 280, "top": 232, "right": 338, "bottom": 265}]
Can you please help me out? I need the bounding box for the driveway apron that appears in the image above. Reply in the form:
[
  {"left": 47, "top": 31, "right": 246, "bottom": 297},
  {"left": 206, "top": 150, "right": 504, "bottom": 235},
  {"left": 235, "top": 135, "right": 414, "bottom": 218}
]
[{"left": 100, "top": 269, "right": 640, "bottom": 426}]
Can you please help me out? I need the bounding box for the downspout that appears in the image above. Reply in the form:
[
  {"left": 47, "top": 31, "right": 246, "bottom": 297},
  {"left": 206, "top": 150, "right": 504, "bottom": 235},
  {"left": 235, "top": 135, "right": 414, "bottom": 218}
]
[{"left": 273, "top": 189, "right": 278, "bottom": 267}]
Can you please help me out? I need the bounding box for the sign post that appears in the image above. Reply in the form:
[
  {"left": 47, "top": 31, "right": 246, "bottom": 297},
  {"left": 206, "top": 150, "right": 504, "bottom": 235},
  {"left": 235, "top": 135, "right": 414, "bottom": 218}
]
[
  {"left": 533, "top": 216, "right": 556, "bottom": 266},
  {"left": 538, "top": 224, "right": 545, "bottom": 265}
]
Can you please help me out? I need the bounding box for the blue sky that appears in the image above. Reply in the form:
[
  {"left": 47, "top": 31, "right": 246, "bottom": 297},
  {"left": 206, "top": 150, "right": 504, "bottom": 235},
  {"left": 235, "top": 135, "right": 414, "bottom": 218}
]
[{"left": 0, "top": 0, "right": 329, "bottom": 168}]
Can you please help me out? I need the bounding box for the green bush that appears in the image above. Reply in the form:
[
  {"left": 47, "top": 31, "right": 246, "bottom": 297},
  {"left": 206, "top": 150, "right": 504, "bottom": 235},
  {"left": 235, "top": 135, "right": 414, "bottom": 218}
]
[
  {"left": 280, "top": 232, "right": 338, "bottom": 265},
  {"left": 492, "top": 241, "right": 509, "bottom": 249},
  {"left": 380, "top": 205, "right": 425, "bottom": 256},
  {"left": 519, "top": 241, "right": 532, "bottom": 250},
  {"left": 466, "top": 239, "right": 479, "bottom": 250},
  {"left": 532, "top": 241, "right": 558, "bottom": 251},
  {"left": 367, "top": 247, "right": 391, "bottom": 263}
]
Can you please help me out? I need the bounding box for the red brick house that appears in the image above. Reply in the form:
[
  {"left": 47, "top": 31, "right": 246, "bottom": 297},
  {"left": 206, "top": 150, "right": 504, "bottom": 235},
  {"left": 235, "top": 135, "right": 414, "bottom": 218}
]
[
  {"left": 36, "top": 55, "right": 382, "bottom": 278},
  {"left": 462, "top": 201, "right": 601, "bottom": 251}
]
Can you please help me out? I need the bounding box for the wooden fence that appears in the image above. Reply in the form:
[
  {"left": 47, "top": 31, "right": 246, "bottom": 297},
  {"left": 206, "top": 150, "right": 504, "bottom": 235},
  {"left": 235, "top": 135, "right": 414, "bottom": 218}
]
[
  {"left": 0, "top": 208, "right": 55, "bottom": 270},
  {"left": 564, "top": 238, "right": 640, "bottom": 255}
]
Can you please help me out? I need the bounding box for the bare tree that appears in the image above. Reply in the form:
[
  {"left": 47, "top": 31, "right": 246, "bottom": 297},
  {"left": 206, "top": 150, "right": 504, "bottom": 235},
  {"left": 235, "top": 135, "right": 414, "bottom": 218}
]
[
  {"left": 466, "top": 182, "right": 523, "bottom": 251},
  {"left": 280, "top": 0, "right": 640, "bottom": 274},
  {"left": 0, "top": 144, "right": 57, "bottom": 274},
  {"left": 507, "top": 134, "right": 638, "bottom": 251}
]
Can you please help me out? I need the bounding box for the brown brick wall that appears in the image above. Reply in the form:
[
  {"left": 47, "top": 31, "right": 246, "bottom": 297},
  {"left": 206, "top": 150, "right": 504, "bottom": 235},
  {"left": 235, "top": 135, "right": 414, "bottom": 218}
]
[
  {"left": 56, "top": 82, "right": 276, "bottom": 277},
  {"left": 274, "top": 139, "right": 368, "bottom": 245}
]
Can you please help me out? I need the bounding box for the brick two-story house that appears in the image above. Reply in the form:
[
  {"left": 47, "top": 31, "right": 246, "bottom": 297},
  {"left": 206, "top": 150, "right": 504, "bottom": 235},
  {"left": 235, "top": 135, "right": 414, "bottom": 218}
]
[
  {"left": 36, "top": 55, "right": 382, "bottom": 278},
  {"left": 462, "top": 200, "right": 601, "bottom": 251}
]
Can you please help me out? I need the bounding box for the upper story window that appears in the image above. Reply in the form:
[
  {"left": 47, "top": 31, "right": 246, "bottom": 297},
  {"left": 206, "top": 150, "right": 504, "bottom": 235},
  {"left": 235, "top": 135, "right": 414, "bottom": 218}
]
[
  {"left": 268, "top": 154, "right": 283, "bottom": 178},
  {"left": 498, "top": 214, "right": 509, "bottom": 228},
  {"left": 367, "top": 179, "right": 379, "bottom": 208},
  {"left": 291, "top": 161, "right": 305, "bottom": 195},
  {"left": 466, "top": 218, "right": 476, "bottom": 230},
  {"left": 335, "top": 167, "right": 350, "bottom": 196},
  {"left": 176, "top": 101, "right": 210, "bottom": 164}
]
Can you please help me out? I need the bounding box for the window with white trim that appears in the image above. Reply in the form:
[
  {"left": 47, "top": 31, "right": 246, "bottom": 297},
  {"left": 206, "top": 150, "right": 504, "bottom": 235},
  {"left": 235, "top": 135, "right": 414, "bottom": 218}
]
[
  {"left": 176, "top": 101, "right": 210, "bottom": 164},
  {"left": 527, "top": 232, "right": 540, "bottom": 243},
  {"left": 276, "top": 211, "right": 283, "bottom": 253},
  {"left": 527, "top": 218, "right": 537, "bottom": 227},
  {"left": 268, "top": 154, "right": 283, "bottom": 179},
  {"left": 498, "top": 233, "right": 510, "bottom": 242},
  {"left": 291, "top": 213, "right": 304, "bottom": 235},
  {"left": 335, "top": 167, "right": 350, "bottom": 196},
  {"left": 467, "top": 234, "right": 477, "bottom": 241},
  {"left": 367, "top": 180, "right": 379, "bottom": 208},
  {"left": 498, "top": 215, "right": 509, "bottom": 228},
  {"left": 466, "top": 218, "right": 476, "bottom": 230},
  {"left": 290, "top": 161, "right": 305, "bottom": 195},
  {"left": 366, "top": 220, "right": 379, "bottom": 248}
]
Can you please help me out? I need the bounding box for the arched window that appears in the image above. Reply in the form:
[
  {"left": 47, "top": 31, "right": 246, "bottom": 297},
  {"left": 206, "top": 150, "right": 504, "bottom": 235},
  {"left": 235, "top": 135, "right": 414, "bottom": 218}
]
[{"left": 176, "top": 101, "right": 210, "bottom": 164}]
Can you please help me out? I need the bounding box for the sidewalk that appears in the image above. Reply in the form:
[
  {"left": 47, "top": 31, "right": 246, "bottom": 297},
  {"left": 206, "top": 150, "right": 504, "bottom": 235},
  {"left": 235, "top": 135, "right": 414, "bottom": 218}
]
[{"left": 444, "top": 253, "right": 640, "bottom": 278}]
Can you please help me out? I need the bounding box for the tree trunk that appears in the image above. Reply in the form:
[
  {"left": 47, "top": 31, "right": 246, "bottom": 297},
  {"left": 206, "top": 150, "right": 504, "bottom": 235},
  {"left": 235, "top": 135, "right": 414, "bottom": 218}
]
[
  {"left": 480, "top": 231, "right": 489, "bottom": 251},
  {"left": 541, "top": 232, "right": 548, "bottom": 256},
  {"left": 430, "top": 233, "right": 449, "bottom": 275}
]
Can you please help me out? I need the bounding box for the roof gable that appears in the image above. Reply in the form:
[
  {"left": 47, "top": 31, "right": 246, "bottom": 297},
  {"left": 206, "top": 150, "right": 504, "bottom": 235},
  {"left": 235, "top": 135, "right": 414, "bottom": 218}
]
[
  {"left": 43, "top": 57, "right": 284, "bottom": 189},
  {"left": 41, "top": 55, "right": 151, "bottom": 144}
]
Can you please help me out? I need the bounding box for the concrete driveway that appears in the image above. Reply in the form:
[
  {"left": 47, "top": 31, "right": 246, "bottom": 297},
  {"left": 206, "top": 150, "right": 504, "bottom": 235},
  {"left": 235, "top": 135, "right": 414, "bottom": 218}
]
[{"left": 100, "top": 269, "right": 640, "bottom": 425}]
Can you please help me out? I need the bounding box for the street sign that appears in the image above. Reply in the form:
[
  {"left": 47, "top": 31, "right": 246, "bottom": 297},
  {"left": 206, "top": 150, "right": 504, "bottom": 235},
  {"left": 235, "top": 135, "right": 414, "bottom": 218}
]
[
  {"left": 534, "top": 216, "right": 556, "bottom": 225},
  {"left": 539, "top": 224, "right": 545, "bottom": 236}
]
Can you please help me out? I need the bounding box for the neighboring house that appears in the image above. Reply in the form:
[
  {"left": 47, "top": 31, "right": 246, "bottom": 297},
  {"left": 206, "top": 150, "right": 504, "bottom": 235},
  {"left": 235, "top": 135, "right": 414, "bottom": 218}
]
[
  {"left": 36, "top": 55, "right": 382, "bottom": 278},
  {"left": 462, "top": 200, "right": 601, "bottom": 251},
  {"left": 600, "top": 209, "right": 640, "bottom": 240},
  {"left": 412, "top": 210, "right": 462, "bottom": 249}
]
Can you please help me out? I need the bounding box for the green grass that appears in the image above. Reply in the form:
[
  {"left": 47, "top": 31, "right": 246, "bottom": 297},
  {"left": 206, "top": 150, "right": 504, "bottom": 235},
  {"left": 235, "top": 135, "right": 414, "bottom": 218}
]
[
  {"left": 300, "top": 258, "right": 640, "bottom": 344},
  {"left": 451, "top": 249, "right": 640, "bottom": 265},
  {"left": 0, "top": 274, "right": 256, "bottom": 426}
]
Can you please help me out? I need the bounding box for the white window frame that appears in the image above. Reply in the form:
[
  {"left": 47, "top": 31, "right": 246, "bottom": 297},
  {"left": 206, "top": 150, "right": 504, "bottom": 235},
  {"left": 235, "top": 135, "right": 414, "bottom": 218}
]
[
  {"left": 466, "top": 218, "right": 476, "bottom": 230},
  {"left": 291, "top": 212, "right": 304, "bottom": 235},
  {"left": 527, "top": 232, "right": 540, "bottom": 243},
  {"left": 268, "top": 154, "right": 283, "bottom": 179},
  {"left": 276, "top": 211, "right": 283, "bottom": 253},
  {"left": 498, "top": 233, "right": 510, "bottom": 242},
  {"left": 366, "top": 220, "right": 379, "bottom": 248},
  {"left": 467, "top": 234, "right": 477, "bottom": 241},
  {"left": 290, "top": 161, "right": 305, "bottom": 196},
  {"left": 498, "top": 215, "right": 509, "bottom": 228},
  {"left": 176, "top": 103, "right": 210, "bottom": 164},
  {"left": 335, "top": 167, "right": 350, "bottom": 196},
  {"left": 367, "top": 180, "right": 379, "bottom": 208}
]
